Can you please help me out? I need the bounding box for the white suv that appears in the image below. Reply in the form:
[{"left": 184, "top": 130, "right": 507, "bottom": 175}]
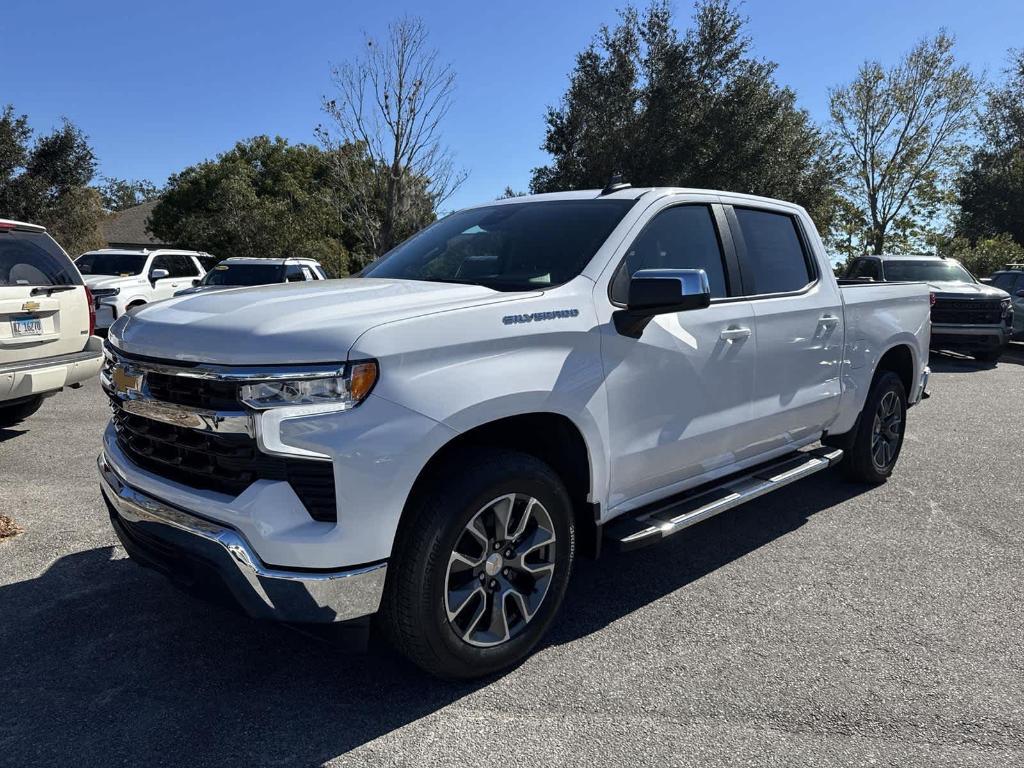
[
  {"left": 0, "top": 219, "right": 103, "bottom": 426},
  {"left": 75, "top": 249, "right": 210, "bottom": 330}
]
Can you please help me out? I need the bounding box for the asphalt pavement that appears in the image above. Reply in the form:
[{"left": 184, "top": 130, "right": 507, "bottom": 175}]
[{"left": 1, "top": 346, "right": 1022, "bottom": 767}]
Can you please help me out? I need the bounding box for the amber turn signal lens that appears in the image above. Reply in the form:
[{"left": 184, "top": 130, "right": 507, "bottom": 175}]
[{"left": 349, "top": 361, "right": 378, "bottom": 402}]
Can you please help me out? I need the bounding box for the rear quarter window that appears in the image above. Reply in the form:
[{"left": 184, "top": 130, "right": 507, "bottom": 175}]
[
  {"left": 734, "top": 208, "right": 814, "bottom": 295},
  {"left": 0, "top": 230, "right": 81, "bottom": 287}
]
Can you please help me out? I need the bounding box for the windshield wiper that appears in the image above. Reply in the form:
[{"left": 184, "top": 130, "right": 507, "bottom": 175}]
[{"left": 31, "top": 285, "right": 77, "bottom": 295}]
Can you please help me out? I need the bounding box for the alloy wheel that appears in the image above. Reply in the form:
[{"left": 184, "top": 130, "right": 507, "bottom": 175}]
[
  {"left": 444, "top": 493, "right": 557, "bottom": 648},
  {"left": 871, "top": 390, "right": 902, "bottom": 471}
]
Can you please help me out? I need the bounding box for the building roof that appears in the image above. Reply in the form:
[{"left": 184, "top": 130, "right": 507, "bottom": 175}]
[{"left": 101, "top": 200, "right": 168, "bottom": 248}]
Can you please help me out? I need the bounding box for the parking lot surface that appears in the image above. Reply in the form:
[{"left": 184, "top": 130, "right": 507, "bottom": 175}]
[{"left": 1, "top": 347, "right": 1022, "bottom": 767}]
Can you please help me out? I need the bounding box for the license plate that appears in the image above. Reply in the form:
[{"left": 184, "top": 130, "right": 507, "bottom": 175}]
[{"left": 11, "top": 317, "right": 43, "bottom": 336}]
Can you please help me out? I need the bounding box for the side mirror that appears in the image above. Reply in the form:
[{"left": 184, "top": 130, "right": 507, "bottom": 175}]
[
  {"left": 192, "top": 278, "right": 201, "bottom": 286},
  {"left": 614, "top": 268, "right": 711, "bottom": 337},
  {"left": 1016, "top": 288, "right": 1024, "bottom": 298},
  {"left": 149, "top": 268, "right": 170, "bottom": 282}
]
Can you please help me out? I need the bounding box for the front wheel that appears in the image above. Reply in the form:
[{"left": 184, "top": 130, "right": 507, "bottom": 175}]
[
  {"left": 839, "top": 371, "right": 908, "bottom": 484},
  {"left": 380, "top": 449, "right": 575, "bottom": 680},
  {"left": 0, "top": 396, "right": 44, "bottom": 428}
]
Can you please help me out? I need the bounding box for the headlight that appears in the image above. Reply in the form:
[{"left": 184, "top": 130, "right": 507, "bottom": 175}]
[
  {"left": 92, "top": 287, "right": 120, "bottom": 298},
  {"left": 1001, "top": 298, "right": 1012, "bottom": 317},
  {"left": 239, "top": 361, "right": 378, "bottom": 410}
]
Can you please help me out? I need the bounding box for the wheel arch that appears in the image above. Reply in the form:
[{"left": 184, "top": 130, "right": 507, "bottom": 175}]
[{"left": 401, "top": 411, "right": 603, "bottom": 559}]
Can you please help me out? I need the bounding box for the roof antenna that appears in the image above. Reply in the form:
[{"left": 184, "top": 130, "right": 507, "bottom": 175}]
[{"left": 601, "top": 173, "right": 630, "bottom": 196}]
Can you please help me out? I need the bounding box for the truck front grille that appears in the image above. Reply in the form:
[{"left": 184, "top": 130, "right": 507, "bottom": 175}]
[
  {"left": 931, "top": 298, "right": 1003, "bottom": 325},
  {"left": 145, "top": 371, "right": 241, "bottom": 411},
  {"left": 109, "top": 399, "right": 337, "bottom": 523}
]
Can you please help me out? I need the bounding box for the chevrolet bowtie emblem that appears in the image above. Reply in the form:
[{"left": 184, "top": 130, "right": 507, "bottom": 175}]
[
  {"left": 111, "top": 365, "right": 143, "bottom": 395},
  {"left": 21, "top": 301, "right": 41, "bottom": 313}
]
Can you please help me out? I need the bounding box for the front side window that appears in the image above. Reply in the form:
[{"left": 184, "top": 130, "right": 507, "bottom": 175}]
[
  {"left": 76, "top": 252, "right": 147, "bottom": 277},
  {"left": 150, "top": 255, "right": 173, "bottom": 276},
  {"left": 734, "top": 208, "right": 813, "bottom": 295},
  {"left": 612, "top": 204, "right": 728, "bottom": 302},
  {"left": 362, "top": 199, "right": 636, "bottom": 291},
  {"left": 881, "top": 260, "right": 975, "bottom": 283},
  {"left": 1, "top": 230, "right": 81, "bottom": 287}
]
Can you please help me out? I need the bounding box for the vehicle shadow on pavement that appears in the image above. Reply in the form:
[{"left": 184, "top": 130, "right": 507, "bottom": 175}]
[
  {"left": 0, "top": 470, "right": 869, "bottom": 767},
  {"left": 0, "top": 426, "right": 28, "bottom": 444}
]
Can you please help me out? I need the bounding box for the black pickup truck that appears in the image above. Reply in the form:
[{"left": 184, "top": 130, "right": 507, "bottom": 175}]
[{"left": 846, "top": 254, "right": 1014, "bottom": 362}]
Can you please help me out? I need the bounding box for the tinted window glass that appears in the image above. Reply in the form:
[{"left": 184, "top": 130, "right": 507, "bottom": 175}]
[
  {"left": 881, "top": 260, "right": 974, "bottom": 283},
  {"left": 167, "top": 254, "right": 197, "bottom": 277},
  {"left": 991, "top": 273, "right": 1016, "bottom": 290},
  {"left": 734, "top": 208, "right": 812, "bottom": 295},
  {"left": 285, "top": 265, "right": 305, "bottom": 282},
  {"left": 203, "top": 263, "right": 285, "bottom": 286},
  {"left": 0, "top": 230, "right": 81, "bottom": 287},
  {"left": 76, "top": 251, "right": 147, "bottom": 276},
  {"left": 362, "top": 199, "right": 635, "bottom": 291},
  {"left": 614, "top": 205, "right": 728, "bottom": 301},
  {"left": 150, "top": 255, "right": 173, "bottom": 276},
  {"left": 848, "top": 259, "right": 881, "bottom": 280}
]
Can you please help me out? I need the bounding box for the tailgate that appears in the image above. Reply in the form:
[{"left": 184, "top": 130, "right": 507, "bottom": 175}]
[{"left": 0, "top": 225, "right": 91, "bottom": 366}]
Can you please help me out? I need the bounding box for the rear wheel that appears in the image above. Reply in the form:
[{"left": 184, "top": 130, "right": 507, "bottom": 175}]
[
  {"left": 0, "top": 396, "right": 44, "bottom": 428},
  {"left": 380, "top": 448, "right": 575, "bottom": 680},
  {"left": 838, "top": 371, "right": 907, "bottom": 484}
]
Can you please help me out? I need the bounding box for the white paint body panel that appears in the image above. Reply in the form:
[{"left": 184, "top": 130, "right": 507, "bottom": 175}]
[{"left": 102, "top": 189, "right": 931, "bottom": 569}]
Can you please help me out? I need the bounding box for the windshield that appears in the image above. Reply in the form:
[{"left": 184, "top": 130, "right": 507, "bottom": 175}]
[
  {"left": 883, "top": 260, "right": 975, "bottom": 283},
  {"left": 0, "top": 230, "right": 81, "bottom": 287},
  {"left": 76, "top": 252, "right": 148, "bottom": 276},
  {"left": 361, "top": 199, "right": 636, "bottom": 291},
  {"left": 203, "top": 263, "right": 285, "bottom": 286}
]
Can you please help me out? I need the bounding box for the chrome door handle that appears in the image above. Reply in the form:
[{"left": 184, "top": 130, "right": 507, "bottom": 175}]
[{"left": 720, "top": 326, "right": 751, "bottom": 341}]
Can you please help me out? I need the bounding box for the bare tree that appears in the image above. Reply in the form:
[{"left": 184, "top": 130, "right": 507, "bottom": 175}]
[
  {"left": 318, "top": 16, "right": 466, "bottom": 264},
  {"left": 829, "top": 32, "right": 979, "bottom": 254}
]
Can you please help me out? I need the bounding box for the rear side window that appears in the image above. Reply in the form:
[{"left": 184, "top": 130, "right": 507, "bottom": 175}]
[
  {"left": 613, "top": 205, "right": 729, "bottom": 301},
  {"left": 285, "top": 265, "right": 305, "bottom": 282},
  {"left": 0, "top": 230, "right": 81, "bottom": 287},
  {"left": 734, "top": 208, "right": 814, "bottom": 295}
]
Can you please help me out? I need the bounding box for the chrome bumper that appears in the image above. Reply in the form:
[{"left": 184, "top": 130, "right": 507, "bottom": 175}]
[{"left": 98, "top": 452, "right": 386, "bottom": 623}]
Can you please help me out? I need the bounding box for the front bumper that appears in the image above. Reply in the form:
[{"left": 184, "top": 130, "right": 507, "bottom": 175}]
[
  {"left": 930, "top": 323, "right": 1010, "bottom": 350},
  {"left": 99, "top": 452, "right": 387, "bottom": 624}
]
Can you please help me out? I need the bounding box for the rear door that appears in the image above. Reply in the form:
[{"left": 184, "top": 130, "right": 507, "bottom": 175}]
[
  {"left": 0, "top": 224, "right": 90, "bottom": 366},
  {"left": 723, "top": 202, "right": 844, "bottom": 454}
]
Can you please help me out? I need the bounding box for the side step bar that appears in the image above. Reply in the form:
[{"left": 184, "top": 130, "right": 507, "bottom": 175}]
[{"left": 604, "top": 446, "right": 844, "bottom": 552}]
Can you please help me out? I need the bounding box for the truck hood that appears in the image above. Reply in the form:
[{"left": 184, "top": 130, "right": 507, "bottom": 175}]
[
  {"left": 110, "top": 278, "right": 532, "bottom": 364},
  {"left": 928, "top": 280, "right": 1010, "bottom": 300}
]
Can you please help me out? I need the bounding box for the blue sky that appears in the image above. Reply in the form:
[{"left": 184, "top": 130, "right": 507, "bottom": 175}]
[{"left": 3, "top": 0, "right": 1022, "bottom": 211}]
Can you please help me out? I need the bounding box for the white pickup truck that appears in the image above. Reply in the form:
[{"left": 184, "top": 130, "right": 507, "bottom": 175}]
[{"left": 97, "top": 187, "right": 931, "bottom": 679}]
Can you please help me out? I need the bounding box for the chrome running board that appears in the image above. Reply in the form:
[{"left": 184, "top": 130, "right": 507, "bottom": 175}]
[{"left": 604, "top": 446, "right": 844, "bottom": 552}]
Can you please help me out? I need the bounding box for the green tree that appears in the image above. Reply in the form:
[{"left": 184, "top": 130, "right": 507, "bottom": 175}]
[
  {"left": 830, "top": 33, "right": 979, "bottom": 255},
  {"left": 957, "top": 50, "right": 1024, "bottom": 248},
  {"left": 97, "top": 176, "right": 160, "bottom": 212},
  {"left": 531, "top": 1, "right": 843, "bottom": 230},
  {"left": 149, "top": 136, "right": 358, "bottom": 276},
  {"left": 937, "top": 232, "right": 1024, "bottom": 279},
  {"left": 0, "top": 106, "right": 104, "bottom": 255}
]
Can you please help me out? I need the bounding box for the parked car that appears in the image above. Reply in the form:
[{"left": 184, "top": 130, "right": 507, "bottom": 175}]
[
  {"left": 985, "top": 264, "right": 1024, "bottom": 339},
  {"left": 74, "top": 249, "right": 210, "bottom": 330},
  {"left": 173, "top": 257, "right": 328, "bottom": 296},
  {"left": 98, "top": 187, "right": 931, "bottom": 679},
  {"left": 0, "top": 219, "right": 103, "bottom": 427},
  {"left": 845, "top": 254, "right": 1013, "bottom": 361}
]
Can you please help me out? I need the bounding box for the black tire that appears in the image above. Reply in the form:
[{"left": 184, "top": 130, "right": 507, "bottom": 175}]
[
  {"left": 838, "top": 371, "right": 907, "bottom": 484},
  {"left": 973, "top": 347, "right": 1003, "bottom": 363},
  {"left": 0, "top": 396, "right": 44, "bottom": 428},
  {"left": 380, "top": 448, "right": 575, "bottom": 680}
]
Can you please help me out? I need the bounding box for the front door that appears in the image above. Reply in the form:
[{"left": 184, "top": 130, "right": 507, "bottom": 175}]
[{"left": 597, "top": 199, "right": 759, "bottom": 511}]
